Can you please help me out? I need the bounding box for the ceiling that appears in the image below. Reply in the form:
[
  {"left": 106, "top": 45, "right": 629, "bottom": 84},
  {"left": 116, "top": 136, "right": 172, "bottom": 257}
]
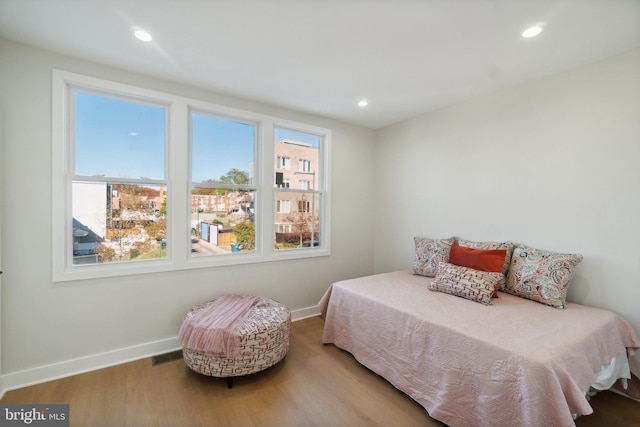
[{"left": 1, "top": 0, "right": 639, "bottom": 129}]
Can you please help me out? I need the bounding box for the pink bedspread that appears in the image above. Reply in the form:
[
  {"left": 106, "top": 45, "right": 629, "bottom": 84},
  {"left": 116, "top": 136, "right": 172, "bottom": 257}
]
[
  {"left": 178, "top": 294, "right": 269, "bottom": 357},
  {"left": 319, "top": 271, "right": 640, "bottom": 427}
]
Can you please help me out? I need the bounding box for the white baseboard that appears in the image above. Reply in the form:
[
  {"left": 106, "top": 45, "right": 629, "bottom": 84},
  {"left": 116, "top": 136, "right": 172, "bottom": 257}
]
[
  {"left": 609, "top": 385, "right": 640, "bottom": 403},
  {"left": 0, "top": 305, "right": 320, "bottom": 399},
  {"left": 291, "top": 305, "right": 321, "bottom": 321},
  {"left": 0, "top": 337, "right": 180, "bottom": 399}
]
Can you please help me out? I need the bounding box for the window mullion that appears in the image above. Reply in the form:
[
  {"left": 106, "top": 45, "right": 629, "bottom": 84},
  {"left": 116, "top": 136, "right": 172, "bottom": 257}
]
[
  {"left": 261, "top": 121, "right": 275, "bottom": 257},
  {"left": 170, "top": 101, "right": 189, "bottom": 266}
]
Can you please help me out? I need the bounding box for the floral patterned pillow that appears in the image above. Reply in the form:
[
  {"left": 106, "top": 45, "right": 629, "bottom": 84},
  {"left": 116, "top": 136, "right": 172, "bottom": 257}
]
[
  {"left": 505, "top": 245, "right": 583, "bottom": 309},
  {"left": 429, "top": 262, "right": 503, "bottom": 305},
  {"left": 457, "top": 238, "right": 514, "bottom": 291},
  {"left": 412, "top": 237, "right": 454, "bottom": 277}
]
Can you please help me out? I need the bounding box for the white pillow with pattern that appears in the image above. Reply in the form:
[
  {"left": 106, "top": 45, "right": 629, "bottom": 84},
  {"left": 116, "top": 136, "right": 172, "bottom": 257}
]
[
  {"left": 505, "top": 245, "right": 583, "bottom": 309},
  {"left": 412, "top": 236, "right": 454, "bottom": 277},
  {"left": 429, "top": 262, "right": 503, "bottom": 305}
]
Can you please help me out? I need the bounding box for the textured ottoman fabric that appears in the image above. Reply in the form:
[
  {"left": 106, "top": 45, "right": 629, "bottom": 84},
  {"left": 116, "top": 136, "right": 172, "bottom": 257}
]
[{"left": 182, "top": 298, "right": 291, "bottom": 378}]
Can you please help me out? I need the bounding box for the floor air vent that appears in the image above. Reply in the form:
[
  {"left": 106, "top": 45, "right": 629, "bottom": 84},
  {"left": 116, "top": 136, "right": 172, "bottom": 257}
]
[{"left": 152, "top": 350, "right": 183, "bottom": 366}]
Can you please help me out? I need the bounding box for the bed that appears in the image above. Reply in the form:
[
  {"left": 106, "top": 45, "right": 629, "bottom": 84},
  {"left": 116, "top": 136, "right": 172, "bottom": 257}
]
[{"left": 319, "top": 270, "right": 640, "bottom": 427}]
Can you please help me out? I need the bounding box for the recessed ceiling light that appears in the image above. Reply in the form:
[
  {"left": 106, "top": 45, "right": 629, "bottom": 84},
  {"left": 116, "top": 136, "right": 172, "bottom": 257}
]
[
  {"left": 522, "top": 25, "right": 544, "bottom": 38},
  {"left": 357, "top": 99, "right": 369, "bottom": 107},
  {"left": 134, "top": 29, "right": 153, "bottom": 42}
]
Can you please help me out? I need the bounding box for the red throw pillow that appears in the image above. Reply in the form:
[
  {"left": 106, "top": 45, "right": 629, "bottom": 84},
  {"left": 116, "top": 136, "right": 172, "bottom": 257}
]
[{"left": 448, "top": 245, "right": 507, "bottom": 297}]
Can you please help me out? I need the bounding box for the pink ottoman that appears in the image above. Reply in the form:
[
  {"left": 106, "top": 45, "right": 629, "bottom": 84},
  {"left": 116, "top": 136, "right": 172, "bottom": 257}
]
[{"left": 181, "top": 297, "right": 291, "bottom": 388}]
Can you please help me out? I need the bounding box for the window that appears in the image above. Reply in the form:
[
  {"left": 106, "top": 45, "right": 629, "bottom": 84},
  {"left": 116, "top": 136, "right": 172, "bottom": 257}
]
[
  {"left": 277, "top": 156, "right": 290, "bottom": 170},
  {"left": 299, "top": 159, "right": 311, "bottom": 172},
  {"left": 71, "top": 91, "right": 168, "bottom": 265},
  {"left": 273, "top": 130, "right": 324, "bottom": 250},
  {"left": 298, "top": 199, "right": 311, "bottom": 213},
  {"left": 276, "top": 200, "right": 290, "bottom": 213},
  {"left": 53, "top": 70, "right": 330, "bottom": 281},
  {"left": 275, "top": 172, "right": 290, "bottom": 188},
  {"left": 191, "top": 113, "right": 256, "bottom": 255},
  {"left": 298, "top": 180, "right": 311, "bottom": 190},
  {"left": 277, "top": 224, "right": 292, "bottom": 233}
]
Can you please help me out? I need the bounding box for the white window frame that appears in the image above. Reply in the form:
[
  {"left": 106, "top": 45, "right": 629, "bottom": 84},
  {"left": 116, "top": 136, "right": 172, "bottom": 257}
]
[
  {"left": 276, "top": 200, "right": 291, "bottom": 214},
  {"left": 277, "top": 156, "right": 291, "bottom": 170},
  {"left": 298, "top": 180, "right": 311, "bottom": 190},
  {"left": 298, "top": 200, "right": 311, "bottom": 213},
  {"left": 299, "top": 159, "right": 311, "bottom": 173},
  {"left": 277, "top": 223, "right": 292, "bottom": 233},
  {"left": 52, "top": 70, "right": 331, "bottom": 282}
]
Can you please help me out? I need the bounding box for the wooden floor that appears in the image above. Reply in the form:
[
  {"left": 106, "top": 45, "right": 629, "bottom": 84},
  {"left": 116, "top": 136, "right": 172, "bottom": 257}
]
[{"left": 2, "top": 316, "right": 639, "bottom": 426}]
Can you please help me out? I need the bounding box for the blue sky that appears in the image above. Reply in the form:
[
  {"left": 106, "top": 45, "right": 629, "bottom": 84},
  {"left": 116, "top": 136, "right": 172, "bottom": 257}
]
[
  {"left": 75, "top": 92, "right": 320, "bottom": 183},
  {"left": 74, "top": 93, "right": 165, "bottom": 179},
  {"left": 191, "top": 113, "right": 254, "bottom": 183}
]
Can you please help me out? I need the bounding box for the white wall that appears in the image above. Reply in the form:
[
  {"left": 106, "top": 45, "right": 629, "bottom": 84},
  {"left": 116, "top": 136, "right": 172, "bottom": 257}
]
[
  {"left": 3, "top": 35, "right": 639, "bottom": 393},
  {"left": 0, "top": 38, "right": 5, "bottom": 395},
  {"left": 0, "top": 38, "right": 376, "bottom": 390},
  {"left": 374, "top": 48, "right": 640, "bottom": 369}
]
